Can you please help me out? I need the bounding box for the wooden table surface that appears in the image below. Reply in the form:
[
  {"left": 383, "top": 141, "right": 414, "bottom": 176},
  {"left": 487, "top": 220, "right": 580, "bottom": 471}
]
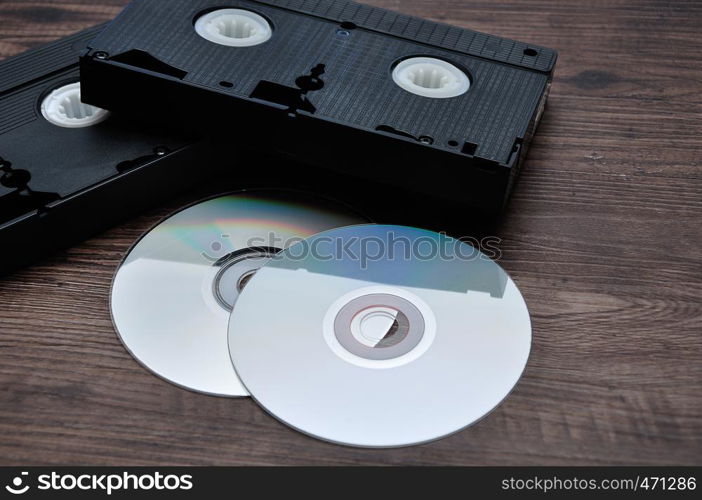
[{"left": 1, "top": 0, "right": 700, "bottom": 466}]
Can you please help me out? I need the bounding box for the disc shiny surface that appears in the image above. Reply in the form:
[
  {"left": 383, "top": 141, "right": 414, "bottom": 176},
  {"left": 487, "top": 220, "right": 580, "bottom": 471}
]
[
  {"left": 111, "top": 191, "right": 367, "bottom": 397},
  {"left": 229, "top": 225, "right": 531, "bottom": 446}
]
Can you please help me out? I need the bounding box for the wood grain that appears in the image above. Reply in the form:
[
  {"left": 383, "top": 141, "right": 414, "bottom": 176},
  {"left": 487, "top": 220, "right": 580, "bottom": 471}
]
[{"left": 0, "top": 0, "right": 700, "bottom": 465}]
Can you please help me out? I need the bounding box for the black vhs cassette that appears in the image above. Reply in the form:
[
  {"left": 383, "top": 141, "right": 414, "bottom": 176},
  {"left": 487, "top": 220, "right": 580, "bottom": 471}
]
[
  {"left": 0, "top": 26, "right": 221, "bottom": 276},
  {"left": 80, "top": 0, "right": 557, "bottom": 213}
]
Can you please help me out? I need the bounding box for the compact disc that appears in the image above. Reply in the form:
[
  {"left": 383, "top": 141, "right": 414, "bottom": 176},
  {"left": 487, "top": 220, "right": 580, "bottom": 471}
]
[
  {"left": 110, "top": 191, "right": 368, "bottom": 397},
  {"left": 228, "top": 225, "right": 531, "bottom": 447}
]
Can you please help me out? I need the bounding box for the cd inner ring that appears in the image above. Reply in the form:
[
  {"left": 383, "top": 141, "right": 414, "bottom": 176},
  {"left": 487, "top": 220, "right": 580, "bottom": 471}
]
[
  {"left": 333, "top": 294, "right": 425, "bottom": 361},
  {"left": 213, "top": 247, "right": 280, "bottom": 311}
]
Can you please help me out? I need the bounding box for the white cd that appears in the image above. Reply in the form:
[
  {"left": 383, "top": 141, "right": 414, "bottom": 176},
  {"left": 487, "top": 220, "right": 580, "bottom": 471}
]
[
  {"left": 228, "top": 225, "right": 531, "bottom": 447},
  {"left": 110, "top": 191, "right": 368, "bottom": 397}
]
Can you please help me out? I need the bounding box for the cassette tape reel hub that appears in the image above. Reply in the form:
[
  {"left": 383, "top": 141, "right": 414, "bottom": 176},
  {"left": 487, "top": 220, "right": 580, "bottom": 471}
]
[
  {"left": 195, "top": 9, "right": 273, "bottom": 47},
  {"left": 40, "top": 82, "right": 109, "bottom": 128},
  {"left": 392, "top": 57, "right": 470, "bottom": 98}
]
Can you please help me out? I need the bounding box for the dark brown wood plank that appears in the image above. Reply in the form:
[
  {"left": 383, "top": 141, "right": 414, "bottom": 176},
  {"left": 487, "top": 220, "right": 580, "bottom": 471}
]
[{"left": 0, "top": 0, "right": 700, "bottom": 465}]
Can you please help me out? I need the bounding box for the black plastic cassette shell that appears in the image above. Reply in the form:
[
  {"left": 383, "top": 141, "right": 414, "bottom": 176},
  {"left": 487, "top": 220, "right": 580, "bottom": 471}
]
[
  {"left": 0, "top": 26, "right": 219, "bottom": 276},
  {"left": 80, "top": 0, "right": 557, "bottom": 212}
]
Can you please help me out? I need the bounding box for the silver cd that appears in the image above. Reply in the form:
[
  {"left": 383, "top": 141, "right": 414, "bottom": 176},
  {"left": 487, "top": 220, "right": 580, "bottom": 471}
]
[
  {"left": 228, "top": 225, "right": 531, "bottom": 447},
  {"left": 110, "top": 191, "right": 368, "bottom": 397}
]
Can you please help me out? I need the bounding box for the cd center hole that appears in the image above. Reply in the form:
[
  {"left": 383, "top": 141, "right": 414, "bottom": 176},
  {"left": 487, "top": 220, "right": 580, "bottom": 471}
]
[
  {"left": 352, "top": 307, "right": 409, "bottom": 348},
  {"left": 361, "top": 312, "right": 399, "bottom": 342},
  {"left": 213, "top": 247, "right": 280, "bottom": 311},
  {"left": 237, "top": 269, "right": 258, "bottom": 292}
]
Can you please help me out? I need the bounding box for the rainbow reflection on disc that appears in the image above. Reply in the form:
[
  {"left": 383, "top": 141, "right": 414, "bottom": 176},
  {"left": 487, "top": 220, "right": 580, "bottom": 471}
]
[{"left": 110, "top": 191, "right": 368, "bottom": 397}]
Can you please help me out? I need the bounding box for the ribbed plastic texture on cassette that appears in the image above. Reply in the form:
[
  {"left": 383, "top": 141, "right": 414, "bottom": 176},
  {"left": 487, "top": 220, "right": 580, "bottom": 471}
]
[
  {"left": 0, "top": 26, "right": 212, "bottom": 276},
  {"left": 81, "top": 0, "right": 557, "bottom": 212}
]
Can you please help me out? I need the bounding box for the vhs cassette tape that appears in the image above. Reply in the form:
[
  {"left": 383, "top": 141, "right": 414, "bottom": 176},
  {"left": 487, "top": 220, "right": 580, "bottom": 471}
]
[
  {"left": 80, "top": 0, "right": 557, "bottom": 213},
  {"left": 0, "top": 26, "right": 221, "bottom": 276}
]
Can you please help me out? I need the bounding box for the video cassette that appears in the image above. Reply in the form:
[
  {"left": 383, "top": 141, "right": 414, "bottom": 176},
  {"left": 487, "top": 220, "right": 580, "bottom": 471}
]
[
  {"left": 80, "top": 0, "right": 557, "bottom": 213},
  {"left": 0, "top": 25, "right": 225, "bottom": 276}
]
